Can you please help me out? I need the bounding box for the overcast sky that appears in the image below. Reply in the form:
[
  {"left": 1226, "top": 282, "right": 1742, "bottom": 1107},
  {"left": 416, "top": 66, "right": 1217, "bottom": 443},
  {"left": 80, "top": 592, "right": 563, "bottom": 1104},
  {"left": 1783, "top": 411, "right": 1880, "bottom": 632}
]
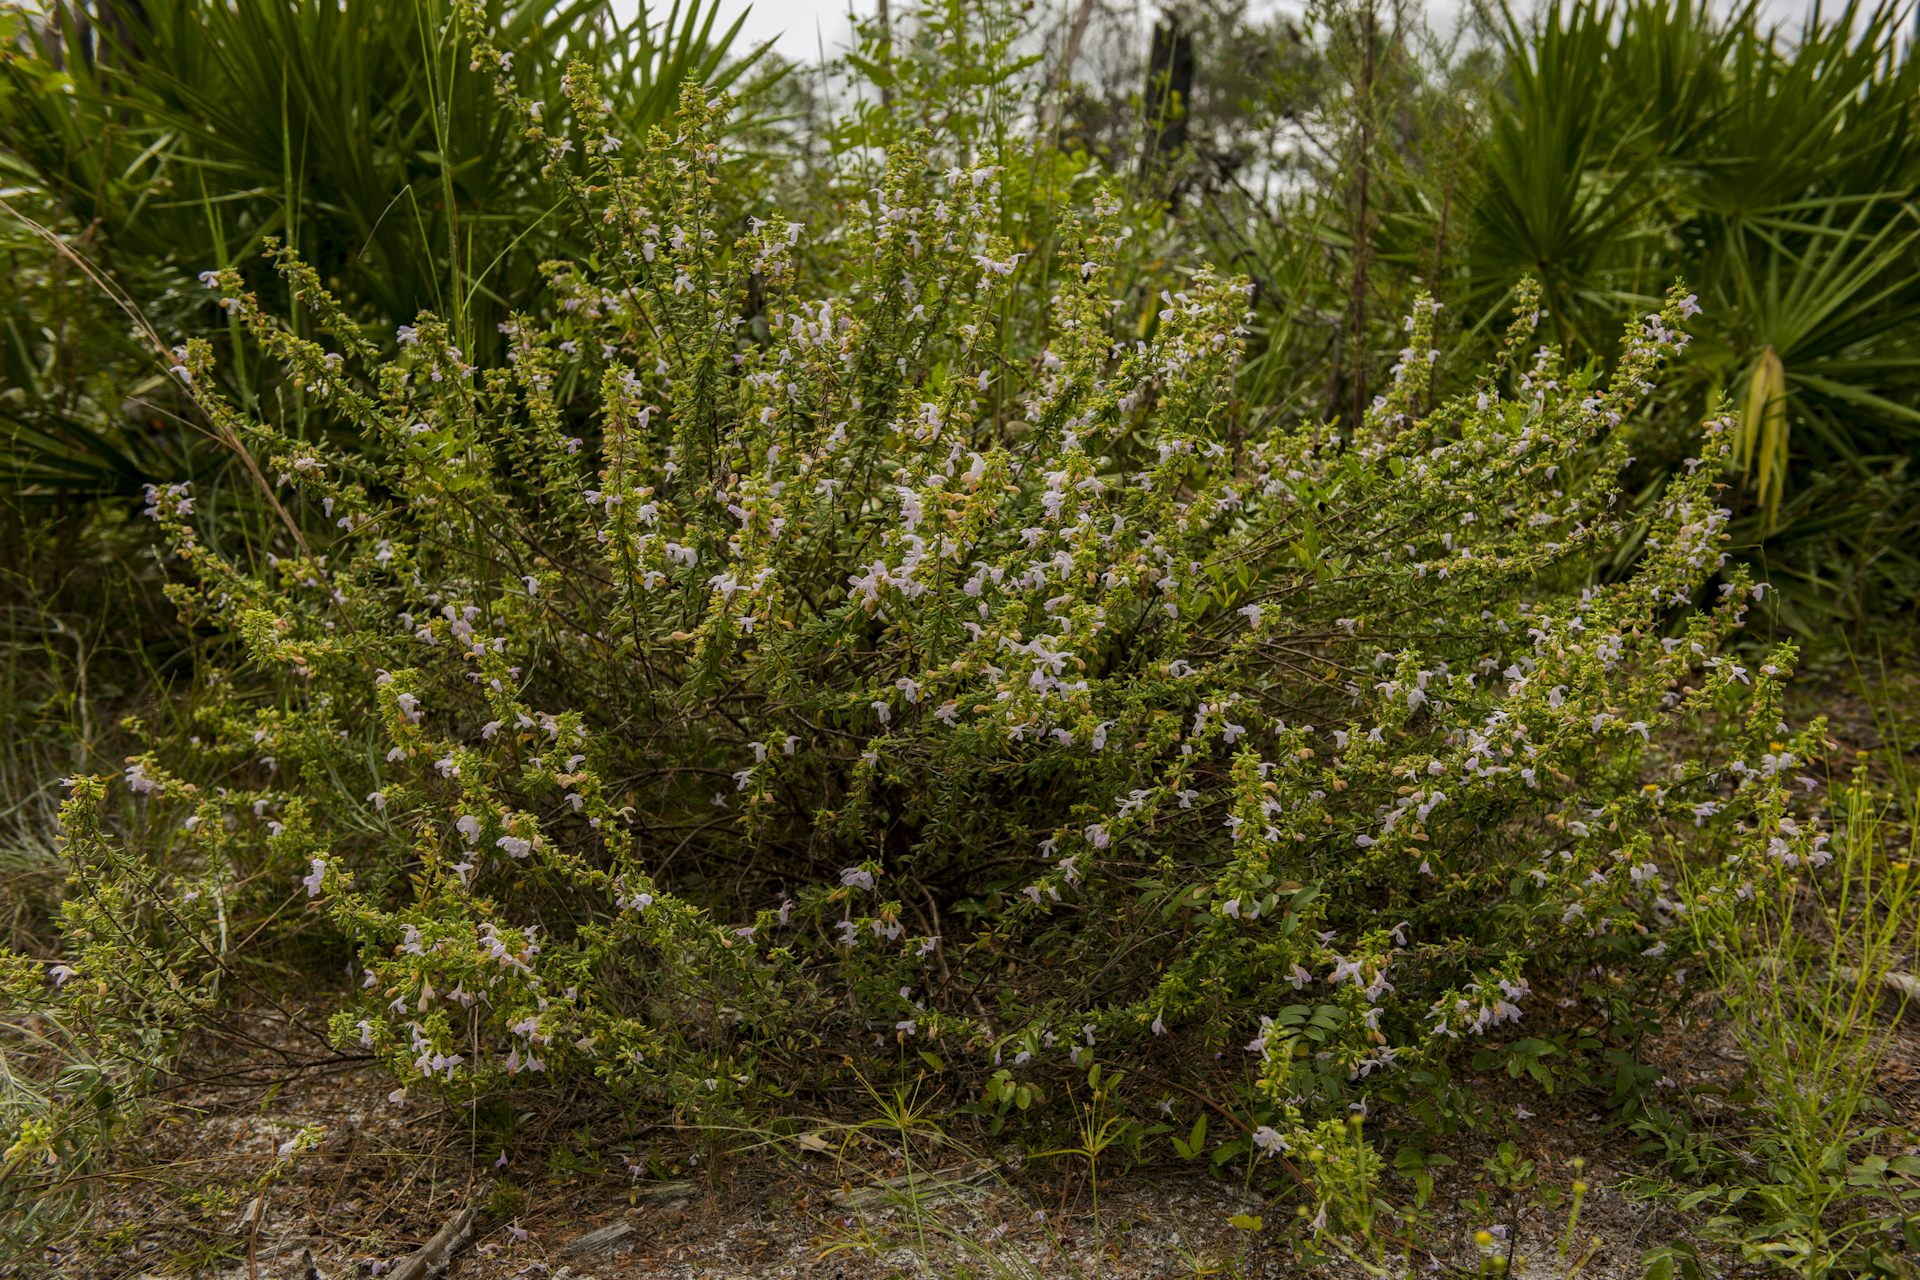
[{"left": 681, "top": 0, "right": 1843, "bottom": 64}]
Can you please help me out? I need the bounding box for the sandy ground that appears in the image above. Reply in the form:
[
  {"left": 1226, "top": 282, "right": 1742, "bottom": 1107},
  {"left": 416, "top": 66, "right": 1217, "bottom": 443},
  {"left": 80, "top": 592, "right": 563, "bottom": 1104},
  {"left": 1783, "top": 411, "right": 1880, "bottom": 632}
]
[{"left": 14, "top": 997, "right": 1868, "bottom": 1280}]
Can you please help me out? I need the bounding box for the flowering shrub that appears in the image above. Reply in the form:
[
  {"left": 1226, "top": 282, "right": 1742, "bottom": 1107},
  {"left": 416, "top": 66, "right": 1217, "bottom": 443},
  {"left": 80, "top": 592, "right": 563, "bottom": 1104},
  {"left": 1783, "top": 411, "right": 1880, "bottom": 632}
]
[{"left": 9, "top": 29, "right": 1836, "bottom": 1151}]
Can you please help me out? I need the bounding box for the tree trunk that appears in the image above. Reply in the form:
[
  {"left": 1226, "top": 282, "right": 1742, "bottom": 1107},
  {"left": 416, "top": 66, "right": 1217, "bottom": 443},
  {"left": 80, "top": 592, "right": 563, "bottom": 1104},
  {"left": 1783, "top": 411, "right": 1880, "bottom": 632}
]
[
  {"left": 876, "top": 0, "right": 894, "bottom": 109},
  {"left": 1040, "top": 0, "right": 1100, "bottom": 137},
  {"left": 1139, "top": 17, "right": 1194, "bottom": 184},
  {"left": 1341, "top": 2, "right": 1378, "bottom": 439}
]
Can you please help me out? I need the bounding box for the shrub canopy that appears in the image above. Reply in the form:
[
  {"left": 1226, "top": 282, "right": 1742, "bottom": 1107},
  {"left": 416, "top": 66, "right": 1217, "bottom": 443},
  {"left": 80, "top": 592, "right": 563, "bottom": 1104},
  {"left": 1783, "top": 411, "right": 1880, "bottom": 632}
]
[{"left": 28, "top": 47, "right": 1830, "bottom": 1149}]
